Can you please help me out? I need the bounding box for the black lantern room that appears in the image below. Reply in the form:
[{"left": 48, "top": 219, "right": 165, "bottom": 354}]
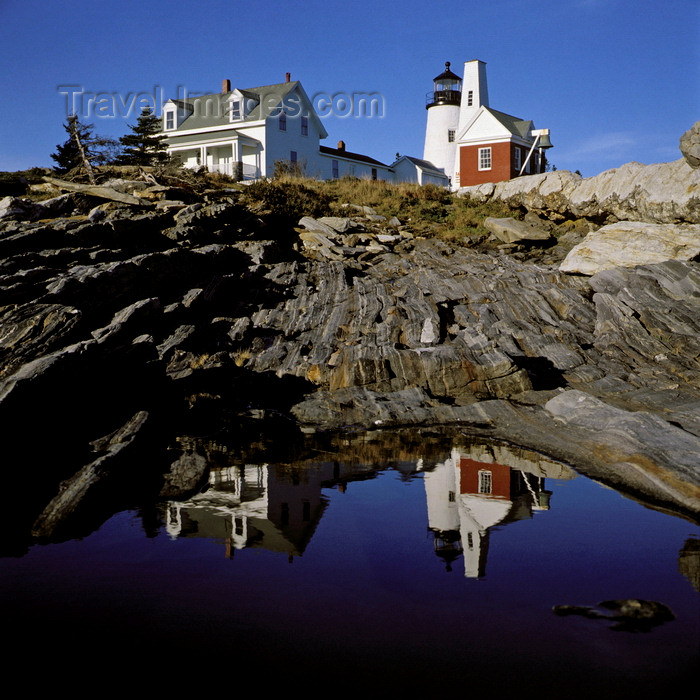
[{"left": 426, "top": 62, "right": 462, "bottom": 108}]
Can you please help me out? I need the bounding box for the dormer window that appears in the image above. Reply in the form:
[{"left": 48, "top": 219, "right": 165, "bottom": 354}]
[
  {"left": 231, "top": 100, "right": 241, "bottom": 120},
  {"left": 165, "top": 111, "right": 175, "bottom": 130}
]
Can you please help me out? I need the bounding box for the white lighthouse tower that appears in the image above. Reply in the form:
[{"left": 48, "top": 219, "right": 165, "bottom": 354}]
[{"left": 423, "top": 62, "right": 462, "bottom": 186}]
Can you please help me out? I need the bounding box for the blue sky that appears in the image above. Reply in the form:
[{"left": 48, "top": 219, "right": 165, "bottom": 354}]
[{"left": 0, "top": 0, "right": 698, "bottom": 177}]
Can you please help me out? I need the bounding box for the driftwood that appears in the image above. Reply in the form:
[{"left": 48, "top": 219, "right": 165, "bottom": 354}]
[
  {"left": 42, "top": 176, "right": 150, "bottom": 206},
  {"left": 31, "top": 411, "right": 149, "bottom": 537}
]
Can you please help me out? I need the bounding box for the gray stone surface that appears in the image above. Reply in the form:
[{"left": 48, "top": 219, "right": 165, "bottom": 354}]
[
  {"left": 680, "top": 121, "right": 700, "bottom": 168},
  {"left": 484, "top": 216, "right": 552, "bottom": 243},
  {"left": 1, "top": 172, "right": 698, "bottom": 545},
  {"left": 560, "top": 221, "right": 700, "bottom": 275},
  {"left": 459, "top": 159, "right": 700, "bottom": 224}
]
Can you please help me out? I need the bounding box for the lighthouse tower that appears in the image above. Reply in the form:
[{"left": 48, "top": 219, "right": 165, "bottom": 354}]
[{"left": 423, "top": 62, "right": 462, "bottom": 185}]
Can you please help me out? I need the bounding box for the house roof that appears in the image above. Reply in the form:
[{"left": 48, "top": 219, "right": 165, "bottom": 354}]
[
  {"left": 169, "top": 81, "right": 311, "bottom": 131},
  {"left": 319, "top": 145, "right": 388, "bottom": 167},
  {"left": 484, "top": 108, "right": 533, "bottom": 139},
  {"left": 398, "top": 155, "right": 447, "bottom": 176}
]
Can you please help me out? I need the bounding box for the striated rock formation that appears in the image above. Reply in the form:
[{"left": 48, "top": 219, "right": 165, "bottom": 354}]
[
  {"left": 0, "top": 169, "right": 699, "bottom": 548},
  {"left": 459, "top": 159, "right": 700, "bottom": 224},
  {"left": 560, "top": 221, "right": 700, "bottom": 275}
]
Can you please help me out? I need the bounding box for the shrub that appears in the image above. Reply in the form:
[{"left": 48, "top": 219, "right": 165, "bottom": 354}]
[{"left": 242, "top": 179, "right": 332, "bottom": 223}]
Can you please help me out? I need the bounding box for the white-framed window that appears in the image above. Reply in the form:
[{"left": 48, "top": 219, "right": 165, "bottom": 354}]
[
  {"left": 478, "top": 470, "right": 492, "bottom": 494},
  {"left": 332, "top": 159, "right": 339, "bottom": 178},
  {"left": 301, "top": 115, "right": 308, "bottom": 136},
  {"left": 467, "top": 90, "right": 473, "bottom": 107},
  {"left": 514, "top": 146, "right": 521, "bottom": 172},
  {"left": 279, "top": 112, "right": 287, "bottom": 131},
  {"left": 165, "top": 111, "right": 175, "bottom": 130},
  {"left": 230, "top": 100, "right": 241, "bottom": 121},
  {"left": 448, "top": 129, "right": 455, "bottom": 143},
  {"left": 478, "top": 147, "right": 492, "bottom": 170}
]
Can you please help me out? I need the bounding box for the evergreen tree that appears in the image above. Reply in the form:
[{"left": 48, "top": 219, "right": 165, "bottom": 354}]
[
  {"left": 51, "top": 115, "right": 119, "bottom": 175},
  {"left": 115, "top": 107, "right": 169, "bottom": 166}
]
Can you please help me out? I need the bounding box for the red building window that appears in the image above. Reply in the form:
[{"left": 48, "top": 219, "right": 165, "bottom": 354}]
[{"left": 478, "top": 147, "right": 492, "bottom": 170}]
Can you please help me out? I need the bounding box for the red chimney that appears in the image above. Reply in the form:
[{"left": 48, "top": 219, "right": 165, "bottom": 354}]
[
  {"left": 222, "top": 79, "right": 231, "bottom": 93},
  {"left": 285, "top": 72, "right": 291, "bottom": 83}
]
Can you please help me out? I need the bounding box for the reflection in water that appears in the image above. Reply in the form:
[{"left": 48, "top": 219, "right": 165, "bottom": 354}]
[
  {"left": 425, "top": 444, "right": 575, "bottom": 577},
  {"left": 165, "top": 441, "right": 579, "bottom": 580},
  {"left": 165, "top": 460, "right": 375, "bottom": 559},
  {"left": 1, "top": 435, "right": 697, "bottom": 694}
]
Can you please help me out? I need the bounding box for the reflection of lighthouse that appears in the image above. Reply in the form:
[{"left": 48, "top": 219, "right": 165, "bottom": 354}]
[
  {"left": 424, "top": 453, "right": 462, "bottom": 572},
  {"left": 424, "top": 446, "right": 564, "bottom": 578}
]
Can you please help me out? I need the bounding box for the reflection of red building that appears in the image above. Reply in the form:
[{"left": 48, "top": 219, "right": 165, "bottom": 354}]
[
  {"left": 459, "top": 458, "right": 512, "bottom": 499},
  {"left": 425, "top": 448, "right": 554, "bottom": 579}
]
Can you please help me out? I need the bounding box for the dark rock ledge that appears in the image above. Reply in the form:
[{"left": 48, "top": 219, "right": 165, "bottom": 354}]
[{"left": 1, "top": 172, "right": 698, "bottom": 550}]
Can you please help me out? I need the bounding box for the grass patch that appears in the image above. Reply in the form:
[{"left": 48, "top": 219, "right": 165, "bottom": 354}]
[{"left": 260, "top": 175, "right": 518, "bottom": 245}]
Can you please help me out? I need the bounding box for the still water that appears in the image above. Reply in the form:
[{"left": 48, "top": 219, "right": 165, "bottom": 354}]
[{"left": 2, "top": 440, "right": 698, "bottom": 694}]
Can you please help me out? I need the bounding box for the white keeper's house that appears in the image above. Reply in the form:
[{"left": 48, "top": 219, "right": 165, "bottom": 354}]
[
  {"left": 161, "top": 63, "right": 551, "bottom": 190},
  {"left": 161, "top": 74, "right": 397, "bottom": 183}
]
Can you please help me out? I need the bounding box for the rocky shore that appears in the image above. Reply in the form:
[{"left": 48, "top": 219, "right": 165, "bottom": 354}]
[{"left": 1, "top": 140, "right": 699, "bottom": 547}]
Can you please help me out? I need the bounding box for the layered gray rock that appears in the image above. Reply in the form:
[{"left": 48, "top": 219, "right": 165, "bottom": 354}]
[
  {"left": 484, "top": 217, "right": 552, "bottom": 244},
  {"left": 560, "top": 221, "right": 700, "bottom": 275},
  {"left": 1, "top": 170, "right": 698, "bottom": 546},
  {"left": 459, "top": 159, "right": 700, "bottom": 224}
]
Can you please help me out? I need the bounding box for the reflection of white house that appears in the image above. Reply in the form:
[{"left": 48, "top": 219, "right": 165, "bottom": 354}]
[
  {"left": 165, "top": 463, "right": 327, "bottom": 558},
  {"left": 164, "top": 459, "right": 373, "bottom": 559},
  {"left": 162, "top": 75, "right": 449, "bottom": 186}
]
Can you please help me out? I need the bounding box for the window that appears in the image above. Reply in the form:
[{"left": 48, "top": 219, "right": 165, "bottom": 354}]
[
  {"left": 301, "top": 115, "right": 308, "bottom": 136},
  {"left": 478, "top": 147, "right": 492, "bottom": 170},
  {"left": 467, "top": 90, "right": 473, "bottom": 107},
  {"left": 514, "top": 146, "right": 521, "bottom": 172},
  {"left": 448, "top": 129, "right": 455, "bottom": 143},
  {"left": 448, "top": 491, "right": 455, "bottom": 502},
  {"left": 165, "top": 111, "right": 174, "bottom": 130},
  {"left": 279, "top": 112, "right": 287, "bottom": 131},
  {"left": 478, "top": 470, "right": 492, "bottom": 494},
  {"left": 230, "top": 100, "right": 241, "bottom": 120},
  {"left": 371, "top": 167, "right": 377, "bottom": 180},
  {"left": 332, "top": 159, "right": 339, "bottom": 178},
  {"left": 290, "top": 150, "right": 297, "bottom": 163}
]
